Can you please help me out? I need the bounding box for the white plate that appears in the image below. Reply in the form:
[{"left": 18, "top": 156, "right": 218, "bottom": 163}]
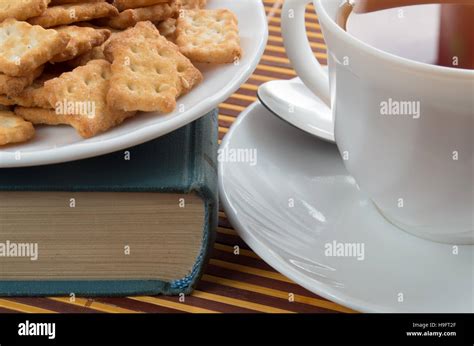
[
  {"left": 0, "top": 0, "right": 268, "bottom": 168},
  {"left": 219, "top": 102, "right": 474, "bottom": 313}
]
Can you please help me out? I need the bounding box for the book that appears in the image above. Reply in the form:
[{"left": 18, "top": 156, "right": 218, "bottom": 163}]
[{"left": 0, "top": 110, "right": 218, "bottom": 297}]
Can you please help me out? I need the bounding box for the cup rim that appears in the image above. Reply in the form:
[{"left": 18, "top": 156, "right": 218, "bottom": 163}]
[{"left": 314, "top": 0, "right": 474, "bottom": 79}]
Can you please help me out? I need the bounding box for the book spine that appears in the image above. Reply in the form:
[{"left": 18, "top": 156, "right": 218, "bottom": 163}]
[{"left": 167, "top": 109, "right": 219, "bottom": 295}]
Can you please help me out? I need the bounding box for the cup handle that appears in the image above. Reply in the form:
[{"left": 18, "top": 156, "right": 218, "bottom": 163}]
[{"left": 281, "top": 0, "right": 331, "bottom": 106}]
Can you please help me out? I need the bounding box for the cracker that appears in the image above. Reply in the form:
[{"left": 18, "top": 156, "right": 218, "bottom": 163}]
[
  {"left": 156, "top": 18, "right": 177, "bottom": 43},
  {"left": 103, "top": 1, "right": 178, "bottom": 30},
  {"left": 28, "top": 3, "right": 119, "bottom": 28},
  {"left": 51, "top": 26, "right": 111, "bottom": 63},
  {"left": 0, "top": 95, "right": 15, "bottom": 106},
  {"left": 0, "top": 73, "right": 54, "bottom": 109},
  {"left": 104, "top": 21, "right": 202, "bottom": 112},
  {"left": 50, "top": 0, "right": 105, "bottom": 4},
  {"left": 0, "top": 0, "right": 50, "bottom": 22},
  {"left": 9, "top": 72, "right": 59, "bottom": 108},
  {"left": 15, "top": 106, "right": 100, "bottom": 140},
  {"left": 15, "top": 106, "right": 68, "bottom": 126},
  {"left": 176, "top": 9, "right": 241, "bottom": 64},
  {"left": 66, "top": 46, "right": 103, "bottom": 68},
  {"left": 0, "top": 66, "right": 44, "bottom": 97},
  {"left": 42, "top": 59, "right": 135, "bottom": 138},
  {"left": 113, "top": 0, "right": 170, "bottom": 12},
  {"left": 66, "top": 31, "right": 118, "bottom": 67},
  {"left": 181, "top": 0, "right": 207, "bottom": 9},
  {"left": 0, "top": 111, "right": 35, "bottom": 146},
  {"left": 0, "top": 19, "right": 70, "bottom": 77}
]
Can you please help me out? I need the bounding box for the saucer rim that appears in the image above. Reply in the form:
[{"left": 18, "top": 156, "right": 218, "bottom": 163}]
[
  {"left": 218, "top": 101, "right": 473, "bottom": 313},
  {"left": 219, "top": 101, "right": 374, "bottom": 313}
]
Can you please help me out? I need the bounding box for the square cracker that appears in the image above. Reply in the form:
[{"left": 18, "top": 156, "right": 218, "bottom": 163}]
[
  {"left": 113, "top": 0, "right": 170, "bottom": 12},
  {"left": 104, "top": 21, "right": 202, "bottom": 113},
  {"left": 0, "top": 66, "right": 44, "bottom": 97},
  {"left": 176, "top": 9, "right": 241, "bottom": 64},
  {"left": 28, "top": 3, "right": 119, "bottom": 28},
  {"left": 103, "top": 1, "right": 178, "bottom": 30},
  {"left": 41, "top": 59, "right": 135, "bottom": 138},
  {"left": 51, "top": 26, "right": 111, "bottom": 63},
  {"left": 0, "top": 19, "right": 70, "bottom": 77},
  {"left": 0, "top": 0, "right": 50, "bottom": 22},
  {"left": 0, "top": 111, "right": 35, "bottom": 146}
]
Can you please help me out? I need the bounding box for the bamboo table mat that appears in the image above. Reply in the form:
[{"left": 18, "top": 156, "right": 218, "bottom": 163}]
[{"left": 0, "top": 0, "right": 354, "bottom": 314}]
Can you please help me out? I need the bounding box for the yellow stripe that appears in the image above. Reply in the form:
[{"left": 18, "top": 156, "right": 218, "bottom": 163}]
[
  {"left": 265, "top": 44, "right": 287, "bottom": 54},
  {"left": 229, "top": 93, "right": 257, "bottom": 102},
  {"left": 262, "top": 53, "right": 290, "bottom": 64},
  {"left": 0, "top": 299, "right": 55, "bottom": 313},
  {"left": 268, "top": 35, "right": 327, "bottom": 50},
  {"left": 262, "top": 51, "right": 327, "bottom": 63},
  {"left": 219, "top": 126, "right": 229, "bottom": 134},
  {"left": 218, "top": 114, "right": 236, "bottom": 123},
  {"left": 192, "top": 290, "right": 293, "bottom": 313},
  {"left": 48, "top": 297, "right": 139, "bottom": 313},
  {"left": 250, "top": 74, "right": 277, "bottom": 82},
  {"left": 210, "top": 259, "right": 293, "bottom": 284},
  {"left": 269, "top": 25, "right": 324, "bottom": 39},
  {"left": 257, "top": 64, "right": 296, "bottom": 76},
  {"left": 131, "top": 296, "right": 218, "bottom": 313},
  {"left": 214, "top": 243, "right": 260, "bottom": 259},
  {"left": 220, "top": 103, "right": 246, "bottom": 112},
  {"left": 240, "top": 83, "right": 258, "bottom": 91},
  {"left": 264, "top": 6, "right": 318, "bottom": 20},
  {"left": 306, "top": 30, "right": 324, "bottom": 39},
  {"left": 203, "top": 275, "right": 356, "bottom": 313},
  {"left": 268, "top": 16, "right": 321, "bottom": 30}
]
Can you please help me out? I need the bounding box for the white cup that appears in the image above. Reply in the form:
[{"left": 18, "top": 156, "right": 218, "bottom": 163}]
[{"left": 281, "top": 0, "right": 474, "bottom": 244}]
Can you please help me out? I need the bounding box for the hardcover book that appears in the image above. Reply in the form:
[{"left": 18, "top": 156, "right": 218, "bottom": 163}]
[{"left": 0, "top": 110, "right": 218, "bottom": 297}]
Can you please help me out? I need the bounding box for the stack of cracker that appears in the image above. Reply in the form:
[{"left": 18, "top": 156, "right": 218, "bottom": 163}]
[{"left": 0, "top": 0, "right": 242, "bottom": 145}]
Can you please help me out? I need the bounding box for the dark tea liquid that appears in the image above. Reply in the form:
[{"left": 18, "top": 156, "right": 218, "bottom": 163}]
[{"left": 337, "top": 1, "right": 474, "bottom": 69}]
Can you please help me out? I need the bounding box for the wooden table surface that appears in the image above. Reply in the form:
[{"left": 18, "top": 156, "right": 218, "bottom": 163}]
[{"left": 0, "top": 0, "right": 354, "bottom": 314}]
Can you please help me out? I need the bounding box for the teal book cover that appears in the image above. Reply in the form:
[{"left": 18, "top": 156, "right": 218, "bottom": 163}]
[{"left": 0, "top": 110, "right": 218, "bottom": 297}]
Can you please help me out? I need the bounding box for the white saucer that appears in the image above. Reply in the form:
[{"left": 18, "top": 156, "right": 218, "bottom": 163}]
[
  {"left": 257, "top": 74, "right": 335, "bottom": 143},
  {"left": 218, "top": 102, "right": 473, "bottom": 313}
]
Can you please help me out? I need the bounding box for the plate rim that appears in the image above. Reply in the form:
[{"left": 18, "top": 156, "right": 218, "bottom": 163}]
[{"left": 0, "top": 0, "right": 268, "bottom": 168}]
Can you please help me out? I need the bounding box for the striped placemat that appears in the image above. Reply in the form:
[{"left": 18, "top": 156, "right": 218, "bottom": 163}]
[{"left": 0, "top": 0, "right": 354, "bottom": 314}]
